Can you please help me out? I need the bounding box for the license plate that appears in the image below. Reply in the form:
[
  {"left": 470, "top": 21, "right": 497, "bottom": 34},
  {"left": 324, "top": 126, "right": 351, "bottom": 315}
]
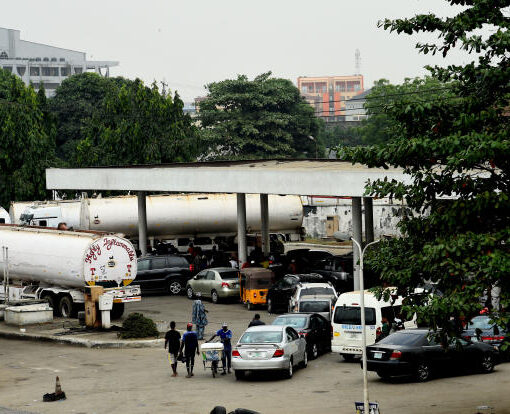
[
  {"left": 250, "top": 352, "right": 265, "bottom": 358},
  {"left": 349, "top": 332, "right": 360, "bottom": 339},
  {"left": 373, "top": 352, "right": 383, "bottom": 359}
]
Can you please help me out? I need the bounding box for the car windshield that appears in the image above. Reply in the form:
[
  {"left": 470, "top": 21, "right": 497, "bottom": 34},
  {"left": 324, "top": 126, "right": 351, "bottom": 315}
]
[
  {"left": 272, "top": 317, "right": 308, "bottom": 329},
  {"left": 299, "top": 301, "right": 330, "bottom": 313},
  {"left": 300, "top": 287, "right": 335, "bottom": 296},
  {"left": 334, "top": 306, "right": 376, "bottom": 325},
  {"left": 219, "top": 271, "right": 238, "bottom": 280},
  {"left": 239, "top": 331, "right": 283, "bottom": 343},
  {"left": 378, "top": 332, "right": 425, "bottom": 346},
  {"left": 468, "top": 316, "right": 493, "bottom": 330}
]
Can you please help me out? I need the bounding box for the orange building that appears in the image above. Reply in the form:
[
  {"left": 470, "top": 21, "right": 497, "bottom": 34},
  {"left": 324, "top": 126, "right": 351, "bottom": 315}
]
[{"left": 297, "top": 75, "right": 364, "bottom": 121}]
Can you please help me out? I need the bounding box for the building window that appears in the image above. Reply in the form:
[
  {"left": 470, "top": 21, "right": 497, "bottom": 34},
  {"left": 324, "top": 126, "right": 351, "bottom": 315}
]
[
  {"left": 51, "top": 57, "right": 57, "bottom": 62},
  {"left": 30, "top": 67, "right": 40, "bottom": 76},
  {"left": 35, "top": 57, "right": 41, "bottom": 62},
  {"left": 59, "top": 58, "right": 65, "bottom": 62},
  {"left": 41, "top": 67, "right": 58, "bottom": 76},
  {"left": 74, "top": 67, "right": 83, "bottom": 74},
  {"left": 2, "top": 66, "right": 12, "bottom": 73},
  {"left": 60, "top": 67, "right": 69, "bottom": 76},
  {"left": 17, "top": 67, "right": 26, "bottom": 76},
  {"left": 0, "top": 51, "right": 8, "bottom": 59}
]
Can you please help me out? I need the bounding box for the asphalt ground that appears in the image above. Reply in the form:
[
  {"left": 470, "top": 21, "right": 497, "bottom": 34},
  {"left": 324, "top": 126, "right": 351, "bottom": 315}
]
[{"left": 0, "top": 294, "right": 509, "bottom": 414}]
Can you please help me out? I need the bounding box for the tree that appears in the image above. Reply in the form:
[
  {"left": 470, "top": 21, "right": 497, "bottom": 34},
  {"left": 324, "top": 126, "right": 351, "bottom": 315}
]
[
  {"left": 0, "top": 69, "right": 57, "bottom": 208},
  {"left": 75, "top": 79, "right": 198, "bottom": 166},
  {"left": 198, "top": 72, "right": 322, "bottom": 159},
  {"left": 340, "top": 1, "right": 510, "bottom": 339}
]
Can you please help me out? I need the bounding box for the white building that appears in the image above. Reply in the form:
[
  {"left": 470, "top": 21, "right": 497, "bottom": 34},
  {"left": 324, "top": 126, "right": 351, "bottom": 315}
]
[
  {"left": 0, "top": 27, "right": 118, "bottom": 97},
  {"left": 345, "top": 88, "right": 371, "bottom": 121}
]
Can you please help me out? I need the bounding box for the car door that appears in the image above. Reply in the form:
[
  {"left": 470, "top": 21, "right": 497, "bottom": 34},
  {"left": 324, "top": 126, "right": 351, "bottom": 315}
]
[
  {"left": 421, "top": 334, "right": 452, "bottom": 373},
  {"left": 315, "top": 314, "right": 330, "bottom": 351},
  {"left": 191, "top": 270, "right": 207, "bottom": 294},
  {"left": 285, "top": 327, "right": 301, "bottom": 364},
  {"left": 204, "top": 270, "right": 217, "bottom": 297},
  {"left": 277, "top": 276, "right": 297, "bottom": 308},
  {"left": 148, "top": 257, "right": 169, "bottom": 289},
  {"left": 307, "top": 315, "right": 320, "bottom": 351},
  {"left": 135, "top": 258, "right": 151, "bottom": 289}
]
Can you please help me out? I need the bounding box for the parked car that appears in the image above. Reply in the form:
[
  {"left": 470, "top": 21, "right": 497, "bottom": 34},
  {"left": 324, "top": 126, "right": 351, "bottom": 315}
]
[
  {"left": 186, "top": 267, "right": 240, "bottom": 303},
  {"left": 272, "top": 313, "right": 331, "bottom": 359},
  {"left": 462, "top": 315, "right": 509, "bottom": 359},
  {"left": 288, "top": 282, "right": 337, "bottom": 312},
  {"left": 136, "top": 254, "right": 194, "bottom": 294},
  {"left": 266, "top": 274, "right": 324, "bottom": 314},
  {"left": 311, "top": 254, "right": 353, "bottom": 292},
  {"left": 232, "top": 325, "right": 308, "bottom": 380},
  {"left": 285, "top": 249, "right": 333, "bottom": 273},
  {"left": 294, "top": 296, "right": 334, "bottom": 321},
  {"left": 366, "top": 329, "right": 499, "bottom": 382}
]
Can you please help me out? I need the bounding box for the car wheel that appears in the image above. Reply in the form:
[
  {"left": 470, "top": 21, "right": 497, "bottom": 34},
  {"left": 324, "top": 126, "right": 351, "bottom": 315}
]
[
  {"left": 377, "top": 371, "right": 391, "bottom": 380},
  {"left": 300, "top": 350, "right": 308, "bottom": 368},
  {"left": 186, "top": 286, "right": 194, "bottom": 299},
  {"left": 480, "top": 354, "right": 494, "bottom": 373},
  {"left": 309, "top": 343, "right": 319, "bottom": 359},
  {"left": 58, "top": 295, "right": 74, "bottom": 318},
  {"left": 267, "top": 299, "right": 273, "bottom": 314},
  {"left": 167, "top": 280, "right": 183, "bottom": 295},
  {"left": 211, "top": 290, "right": 219, "bottom": 304},
  {"left": 415, "top": 361, "right": 431, "bottom": 382},
  {"left": 234, "top": 370, "right": 245, "bottom": 380},
  {"left": 342, "top": 354, "right": 356, "bottom": 362},
  {"left": 284, "top": 358, "right": 293, "bottom": 379},
  {"left": 247, "top": 301, "right": 253, "bottom": 311}
]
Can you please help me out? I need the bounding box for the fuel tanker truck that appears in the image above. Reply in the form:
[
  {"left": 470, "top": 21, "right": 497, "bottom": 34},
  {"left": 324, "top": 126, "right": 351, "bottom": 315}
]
[{"left": 0, "top": 225, "right": 140, "bottom": 318}]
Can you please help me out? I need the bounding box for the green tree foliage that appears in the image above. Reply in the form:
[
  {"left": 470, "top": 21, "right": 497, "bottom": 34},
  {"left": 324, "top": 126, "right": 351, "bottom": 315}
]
[
  {"left": 0, "top": 69, "right": 57, "bottom": 208},
  {"left": 75, "top": 79, "right": 198, "bottom": 166},
  {"left": 119, "top": 313, "right": 159, "bottom": 339},
  {"left": 198, "top": 72, "right": 322, "bottom": 159},
  {"left": 340, "top": 1, "right": 510, "bottom": 338}
]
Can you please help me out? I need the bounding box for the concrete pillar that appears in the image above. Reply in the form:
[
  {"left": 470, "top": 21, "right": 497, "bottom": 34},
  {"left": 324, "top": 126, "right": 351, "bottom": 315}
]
[
  {"left": 260, "top": 194, "right": 270, "bottom": 256},
  {"left": 352, "top": 197, "right": 363, "bottom": 291},
  {"left": 237, "top": 193, "right": 247, "bottom": 266},
  {"left": 137, "top": 191, "right": 148, "bottom": 257},
  {"left": 364, "top": 197, "right": 374, "bottom": 243}
]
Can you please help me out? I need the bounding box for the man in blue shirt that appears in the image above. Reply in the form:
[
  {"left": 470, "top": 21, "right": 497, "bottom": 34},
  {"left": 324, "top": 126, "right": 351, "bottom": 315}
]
[
  {"left": 179, "top": 323, "right": 200, "bottom": 378},
  {"left": 208, "top": 322, "right": 232, "bottom": 375}
]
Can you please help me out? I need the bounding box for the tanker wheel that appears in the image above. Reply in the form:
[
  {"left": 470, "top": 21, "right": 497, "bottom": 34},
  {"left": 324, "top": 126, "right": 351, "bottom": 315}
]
[
  {"left": 41, "top": 292, "right": 57, "bottom": 316},
  {"left": 110, "top": 303, "right": 125, "bottom": 320},
  {"left": 58, "top": 295, "right": 74, "bottom": 318}
]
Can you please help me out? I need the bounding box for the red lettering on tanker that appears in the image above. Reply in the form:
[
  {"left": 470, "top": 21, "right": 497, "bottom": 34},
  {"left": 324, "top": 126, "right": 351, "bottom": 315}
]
[
  {"left": 103, "top": 238, "right": 135, "bottom": 261},
  {"left": 84, "top": 244, "right": 101, "bottom": 263}
]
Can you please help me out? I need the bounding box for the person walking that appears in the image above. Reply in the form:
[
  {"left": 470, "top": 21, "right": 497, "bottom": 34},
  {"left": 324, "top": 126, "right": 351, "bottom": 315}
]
[
  {"left": 208, "top": 323, "right": 233, "bottom": 375},
  {"left": 164, "top": 321, "right": 181, "bottom": 377},
  {"left": 248, "top": 314, "right": 265, "bottom": 327},
  {"left": 179, "top": 323, "right": 200, "bottom": 378},
  {"left": 192, "top": 293, "right": 208, "bottom": 340}
]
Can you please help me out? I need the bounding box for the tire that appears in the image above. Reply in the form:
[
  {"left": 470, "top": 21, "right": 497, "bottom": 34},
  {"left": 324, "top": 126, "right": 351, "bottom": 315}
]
[
  {"left": 284, "top": 358, "right": 293, "bottom": 379},
  {"left": 41, "top": 292, "right": 57, "bottom": 315},
  {"left": 480, "top": 354, "right": 494, "bottom": 374},
  {"left": 247, "top": 301, "right": 253, "bottom": 311},
  {"left": 415, "top": 361, "right": 431, "bottom": 382},
  {"left": 267, "top": 299, "right": 273, "bottom": 314},
  {"left": 309, "top": 343, "right": 319, "bottom": 359},
  {"left": 342, "top": 354, "right": 356, "bottom": 362},
  {"left": 58, "top": 295, "right": 74, "bottom": 318},
  {"left": 234, "top": 370, "right": 245, "bottom": 380},
  {"left": 211, "top": 290, "right": 219, "bottom": 304},
  {"left": 186, "top": 286, "right": 194, "bottom": 299},
  {"left": 377, "top": 371, "right": 391, "bottom": 380},
  {"left": 300, "top": 350, "right": 308, "bottom": 368},
  {"left": 110, "top": 303, "right": 125, "bottom": 320},
  {"left": 210, "top": 407, "right": 227, "bottom": 414},
  {"left": 167, "top": 280, "right": 183, "bottom": 295}
]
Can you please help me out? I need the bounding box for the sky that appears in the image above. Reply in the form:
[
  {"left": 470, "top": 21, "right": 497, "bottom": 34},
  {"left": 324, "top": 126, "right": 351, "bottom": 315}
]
[{"left": 1, "top": 0, "right": 473, "bottom": 102}]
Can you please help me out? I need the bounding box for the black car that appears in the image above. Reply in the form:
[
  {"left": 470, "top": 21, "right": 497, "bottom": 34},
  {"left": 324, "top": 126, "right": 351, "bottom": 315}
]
[
  {"left": 266, "top": 273, "right": 324, "bottom": 313},
  {"left": 366, "top": 329, "right": 498, "bottom": 382},
  {"left": 272, "top": 313, "right": 331, "bottom": 359},
  {"left": 462, "top": 315, "right": 509, "bottom": 359},
  {"left": 136, "top": 255, "right": 194, "bottom": 295},
  {"left": 311, "top": 254, "right": 353, "bottom": 292}
]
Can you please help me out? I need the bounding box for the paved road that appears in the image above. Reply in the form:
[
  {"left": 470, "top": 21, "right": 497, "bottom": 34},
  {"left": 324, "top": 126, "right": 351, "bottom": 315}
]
[{"left": 0, "top": 295, "right": 509, "bottom": 414}]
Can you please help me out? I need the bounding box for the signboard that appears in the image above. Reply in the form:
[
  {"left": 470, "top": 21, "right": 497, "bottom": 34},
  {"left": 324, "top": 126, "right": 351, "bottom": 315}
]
[{"left": 355, "top": 402, "right": 380, "bottom": 414}]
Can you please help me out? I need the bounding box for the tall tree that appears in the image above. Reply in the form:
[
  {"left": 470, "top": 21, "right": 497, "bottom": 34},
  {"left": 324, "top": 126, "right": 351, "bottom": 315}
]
[
  {"left": 0, "top": 69, "right": 57, "bottom": 208},
  {"left": 198, "top": 72, "right": 322, "bottom": 159},
  {"left": 75, "top": 79, "right": 198, "bottom": 166},
  {"left": 340, "top": 1, "right": 510, "bottom": 339}
]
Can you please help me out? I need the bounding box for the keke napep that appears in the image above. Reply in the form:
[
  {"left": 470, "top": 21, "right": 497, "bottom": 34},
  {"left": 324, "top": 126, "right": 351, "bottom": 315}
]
[{"left": 240, "top": 267, "right": 275, "bottom": 310}]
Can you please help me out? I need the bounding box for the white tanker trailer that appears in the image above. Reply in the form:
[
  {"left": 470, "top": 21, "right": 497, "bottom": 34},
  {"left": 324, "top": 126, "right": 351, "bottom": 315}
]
[
  {"left": 0, "top": 225, "right": 140, "bottom": 318},
  {"left": 10, "top": 193, "right": 304, "bottom": 242},
  {"left": 0, "top": 207, "right": 10, "bottom": 224}
]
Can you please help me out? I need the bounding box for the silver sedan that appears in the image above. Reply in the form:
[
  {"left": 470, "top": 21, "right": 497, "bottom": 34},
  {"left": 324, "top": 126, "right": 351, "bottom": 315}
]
[
  {"left": 186, "top": 267, "right": 240, "bottom": 303},
  {"left": 232, "top": 325, "right": 308, "bottom": 380}
]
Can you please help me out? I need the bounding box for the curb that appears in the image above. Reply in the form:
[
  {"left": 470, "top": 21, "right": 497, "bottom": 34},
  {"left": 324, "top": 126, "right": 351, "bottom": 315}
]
[{"left": 0, "top": 330, "right": 164, "bottom": 349}]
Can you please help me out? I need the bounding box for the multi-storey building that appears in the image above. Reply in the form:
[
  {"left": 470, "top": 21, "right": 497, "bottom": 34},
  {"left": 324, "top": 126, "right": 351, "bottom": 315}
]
[
  {"left": 0, "top": 27, "right": 118, "bottom": 97},
  {"left": 297, "top": 75, "right": 364, "bottom": 122}
]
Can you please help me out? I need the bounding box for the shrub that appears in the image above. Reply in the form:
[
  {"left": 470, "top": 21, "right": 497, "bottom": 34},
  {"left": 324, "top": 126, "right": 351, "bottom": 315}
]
[{"left": 119, "top": 312, "right": 159, "bottom": 339}]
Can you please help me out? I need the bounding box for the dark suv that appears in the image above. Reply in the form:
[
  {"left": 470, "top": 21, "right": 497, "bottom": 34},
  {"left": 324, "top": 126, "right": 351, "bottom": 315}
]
[
  {"left": 136, "top": 255, "right": 194, "bottom": 295},
  {"left": 266, "top": 273, "right": 324, "bottom": 313}
]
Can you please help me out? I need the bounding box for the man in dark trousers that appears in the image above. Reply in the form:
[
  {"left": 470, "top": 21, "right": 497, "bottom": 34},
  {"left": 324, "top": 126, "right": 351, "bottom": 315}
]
[
  {"left": 248, "top": 314, "right": 265, "bottom": 327},
  {"left": 208, "top": 322, "right": 233, "bottom": 375},
  {"left": 179, "top": 323, "right": 200, "bottom": 378},
  {"left": 164, "top": 321, "right": 181, "bottom": 377}
]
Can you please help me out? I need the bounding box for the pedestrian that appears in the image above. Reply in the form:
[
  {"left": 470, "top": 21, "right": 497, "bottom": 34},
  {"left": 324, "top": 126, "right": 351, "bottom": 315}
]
[
  {"left": 248, "top": 313, "right": 265, "bottom": 327},
  {"left": 193, "top": 247, "right": 204, "bottom": 270},
  {"left": 164, "top": 321, "right": 181, "bottom": 377},
  {"left": 57, "top": 222, "right": 68, "bottom": 230},
  {"left": 188, "top": 242, "right": 195, "bottom": 257},
  {"left": 229, "top": 255, "right": 238, "bottom": 269},
  {"left": 192, "top": 293, "right": 208, "bottom": 340},
  {"left": 208, "top": 322, "right": 232, "bottom": 375},
  {"left": 380, "top": 317, "right": 390, "bottom": 340},
  {"left": 179, "top": 323, "right": 200, "bottom": 378}
]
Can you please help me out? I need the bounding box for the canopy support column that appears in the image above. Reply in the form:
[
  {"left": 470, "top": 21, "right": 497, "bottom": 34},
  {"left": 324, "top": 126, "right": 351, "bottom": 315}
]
[
  {"left": 137, "top": 191, "right": 148, "bottom": 257},
  {"left": 237, "top": 193, "right": 247, "bottom": 267},
  {"left": 260, "top": 194, "right": 270, "bottom": 257}
]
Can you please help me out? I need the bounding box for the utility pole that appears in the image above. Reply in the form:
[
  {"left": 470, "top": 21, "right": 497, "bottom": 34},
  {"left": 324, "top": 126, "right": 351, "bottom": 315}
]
[{"left": 160, "top": 80, "right": 168, "bottom": 97}]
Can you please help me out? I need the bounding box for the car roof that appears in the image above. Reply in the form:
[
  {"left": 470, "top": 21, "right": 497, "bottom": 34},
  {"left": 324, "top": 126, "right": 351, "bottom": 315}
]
[
  {"left": 298, "top": 282, "right": 332, "bottom": 288},
  {"left": 245, "top": 325, "right": 287, "bottom": 332},
  {"left": 209, "top": 267, "right": 238, "bottom": 272}
]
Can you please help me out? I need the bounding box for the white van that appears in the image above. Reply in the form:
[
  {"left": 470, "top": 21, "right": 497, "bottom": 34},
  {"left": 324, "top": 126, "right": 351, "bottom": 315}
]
[{"left": 331, "top": 290, "right": 416, "bottom": 361}]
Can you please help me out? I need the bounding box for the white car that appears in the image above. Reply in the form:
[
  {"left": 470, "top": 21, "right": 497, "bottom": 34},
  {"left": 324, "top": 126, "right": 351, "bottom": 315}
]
[
  {"left": 288, "top": 282, "right": 337, "bottom": 312},
  {"left": 231, "top": 325, "right": 308, "bottom": 380}
]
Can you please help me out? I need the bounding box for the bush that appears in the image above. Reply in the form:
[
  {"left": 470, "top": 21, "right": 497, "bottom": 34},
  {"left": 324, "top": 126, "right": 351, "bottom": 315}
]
[{"left": 119, "top": 313, "right": 159, "bottom": 339}]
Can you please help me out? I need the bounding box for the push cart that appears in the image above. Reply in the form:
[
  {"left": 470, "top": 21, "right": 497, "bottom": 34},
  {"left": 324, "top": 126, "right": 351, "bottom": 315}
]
[{"left": 200, "top": 341, "right": 224, "bottom": 378}]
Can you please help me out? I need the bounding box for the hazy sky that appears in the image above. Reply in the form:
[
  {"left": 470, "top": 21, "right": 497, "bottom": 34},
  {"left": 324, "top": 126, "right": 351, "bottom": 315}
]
[{"left": 1, "top": 0, "right": 472, "bottom": 101}]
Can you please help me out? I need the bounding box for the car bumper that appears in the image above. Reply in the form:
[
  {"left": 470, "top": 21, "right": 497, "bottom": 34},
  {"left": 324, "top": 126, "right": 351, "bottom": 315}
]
[
  {"left": 232, "top": 356, "right": 289, "bottom": 371},
  {"left": 366, "top": 360, "right": 413, "bottom": 375},
  {"left": 218, "top": 288, "right": 240, "bottom": 299},
  {"left": 332, "top": 345, "right": 362, "bottom": 355}
]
